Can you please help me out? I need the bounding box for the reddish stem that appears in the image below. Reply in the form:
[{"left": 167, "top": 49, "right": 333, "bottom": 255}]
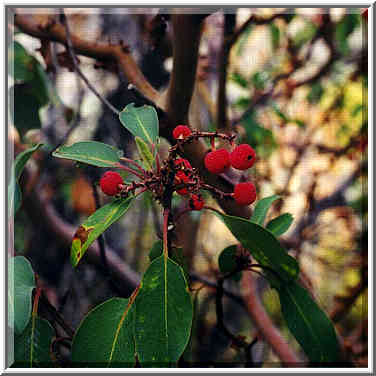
[
  {"left": 211, "top": 137, "right": 216, "bottom": 151},
  {"left": 115, "top": 163, "right": 145, "bottom": 180},
  {"left": 32, "top": 287, "right": 43, "bottom": 317},
  {"left": 120, "top": 157, "right": 146, "bottom": 174},
  {"left": 155, "top": 153, "right": 161, "bottom": 173}
]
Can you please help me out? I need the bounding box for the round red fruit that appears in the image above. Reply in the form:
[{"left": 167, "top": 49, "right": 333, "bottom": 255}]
[
  {"left": 100, "top": 171, "right": 124, "bottom": 196},
  {"left": 173, "top": 125, "right": 192, "bottom": 139},
  {"left": 230, "top": 144, "right": 256, "bottom": 170},
  {"left": 204, "top": 149, "right": 230, "bottom": 174},
  {"left": 189, "top": 194, "right": 204, "bottom": 211},
  {"left": 233, "top": 182, "right": 257, "bottom": 205}
]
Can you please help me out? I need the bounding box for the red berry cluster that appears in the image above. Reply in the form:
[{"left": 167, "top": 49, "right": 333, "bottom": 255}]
[
  {"left": 205, "top": 143, "right": 256, "bottom": 174},
  {"left": 172, "top": 125, "right": 258, "bottom": 206},
  {"left": 173, "top": 158, "right": 205, "bottom": 210},
  {"left": 202, "top": 140, "right": 257, "bottom": 206},
  {"left": 98, "top": 125, "right": 258, "bottom": 211}
]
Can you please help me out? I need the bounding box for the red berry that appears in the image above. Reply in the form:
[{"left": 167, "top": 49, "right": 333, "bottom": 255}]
[
  {"left": 99, "top": 171, "right": 124, "bottom": 196},
  {"left": 189, "top": 194, "right": 204, "bottom": 211},
  {"left": 230, "top": 144, "right": 256, "bottom": 170},
  {"left": 175, "top": 170, "right": 191, "bottom": 195},
  {"left": 204, "top": 149, "right": 230, "bottom": 174},
  {"left": 174, "top": 158, "right": 192, "bottom": 170},
  {"left": 233, "top": 182, "right": 257, "bottom": 206},
  {"left": 173, "top": 125, "right": 192, "bottom": 139}
]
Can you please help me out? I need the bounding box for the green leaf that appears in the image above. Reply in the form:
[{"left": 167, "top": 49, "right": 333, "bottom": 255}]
[
  {"left": 148, "top": 241, "right": 189, "bottom": 281},
  {"left": 14, "top": 316, "right": 55, "bottom": 367},
  {"left": 272, "top": 102, "right": 289, "bottom": 122},
  {"left": 8, "top": 144, "right": 43, "bottom": 217},
  {"left": 9, "top": 41, "right": 35, "bottom": 82},
  {"left": 277, "top": 281, "right": 341, "bottom": 363},
  {"left": 53, "top": 141, "right": 123, "bottom": 168},
  {"left": 236, "top": 25, "right": 253, "bottom": 56},
  {"left": 251, "top": 194, "right": 281, "bottom": 226},
  {"left": 266, "top": 213, "right": 294, "bottom": 236},
  {"left": 293, "top": 119, "right": 306, "bottom": 128},
  {"left": 307, "top": 82, "right": 324, "bottom": 104},
  {"left": 241, "top": 112, "right": 277, "bottom": 158},
  {"left": 14, "top": 144, "right": 44, "bottom": 180},
  {"left": 9, "top": 42, "right": 51, "bottom": 136},
  {"left": 218, "top": 245, "right": 237, "bottom": 274},
  {"left": 230, "top": 72, "right": 249, "bottom": 89},
  {"left": 293, "top": 20, "right": 317, "bottom": 48},
  {"left": 335, "top": 14, "right": 360, "bottom": 55},
  {"left": 134, "top": 256, "right": 193, "bottom": 366},
  {"left": 270, "top": 23, "right": 280, "bottom": 50},
  {"left": 8, "top": 257, "right": 36, "bottom": 335},
  {"left": 351, "top": 104, "right": 363, "bottom": 117},
  {"left": 71, "top": 197, "right": 134, "bottom": 267},
  {"left": 9, "top": 84, "right": 43, "bottom": 133},
  {"left": 251, "top": 72, "right": 269, "bottom": 91},
  {"left": 72, "top": 297, "right": 137, "bottom": 367},
  {"left": 135, "top": 136, "right": 154, "bottom": 171},
  {"left": 234, "top": 97, "right": 251, "bottom": 109},
  {"left": 218, "top": 245, "right": 242, "bottom": 282},
  {"left": 119, "top": 103, "right": 159, "bottom": 145},
  {"left": 149, "top": 240, "right": 164, "bottom": 262},
  {"left": 214, "top": 212, "right": 299, "bottom": 282}
]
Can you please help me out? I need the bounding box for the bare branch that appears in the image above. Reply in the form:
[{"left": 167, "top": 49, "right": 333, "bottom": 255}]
[
  {"left": 59, "top": 10, "right": 120, "bottom": 115},
  {"left": 241, "top": 272, "right": 302, "bottom": 365},
  {"left": 13, "top": 10, "right": 159, "bottom": 103}
]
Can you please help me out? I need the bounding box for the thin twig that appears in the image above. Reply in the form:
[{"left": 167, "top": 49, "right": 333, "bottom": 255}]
[
  {"left": 59, "top": 9, "right": 120, "bottom": 115},
  {"left": 217, "top": 12, "right": 236, "bottom": 131},
  {"left": 40, "top": 292, "right": 75, "bottom": 338},
  {"left": 189, "top": 272, "right": 245, "bottom": 308}
]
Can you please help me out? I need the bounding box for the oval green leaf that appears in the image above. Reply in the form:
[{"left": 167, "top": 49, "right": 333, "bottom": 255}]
[
  {"left": 53, "top": 141, "right": 123, "bottom": 168},
  {"left": 250, "top": 194, "right": 281, "bottom": 226},
  {"left": 134, "top": 256, "right": 193, "bottom": 366},
  {"left": 119, "top": 103, "right": 159, "bottom": 145},
  {"left": 71, "top": 197, "right": 134, "bottom": 267},
  {"left": 8, "top": 144, "right": 43, "bottom": 217},
  {"left": 277, "top": 281, "right": 341, "bottom": 363},
  {"left": 72, "top": 297, "right": 137, "bottom": 367},
  {"left": 8, "top": 256, "right": 36, "bottom": 335},
  {"left": 218, "top": 245, "right": 242, "bottom": 282},
  {"left": 14, "top": 316, "right": 55, "bottom": 367},
  {"left": 214, "top": 212, "right": 299, "bottom": 282},
  {"left": 266, "top": 213, "right": 294, "bottom": 237}
]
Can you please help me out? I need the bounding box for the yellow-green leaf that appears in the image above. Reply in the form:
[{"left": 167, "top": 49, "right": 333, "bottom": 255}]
[
  {"left": 71, "top": 197, "right": 134, "bottom": 267},
  {"left": 135, "top": 136, "right": 154, "bottom": 171}
]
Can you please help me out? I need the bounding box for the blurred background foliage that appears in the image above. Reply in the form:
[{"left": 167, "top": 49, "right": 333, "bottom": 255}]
[{"left": 8, "top": 7, "right": 367, "bottom": 366}]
